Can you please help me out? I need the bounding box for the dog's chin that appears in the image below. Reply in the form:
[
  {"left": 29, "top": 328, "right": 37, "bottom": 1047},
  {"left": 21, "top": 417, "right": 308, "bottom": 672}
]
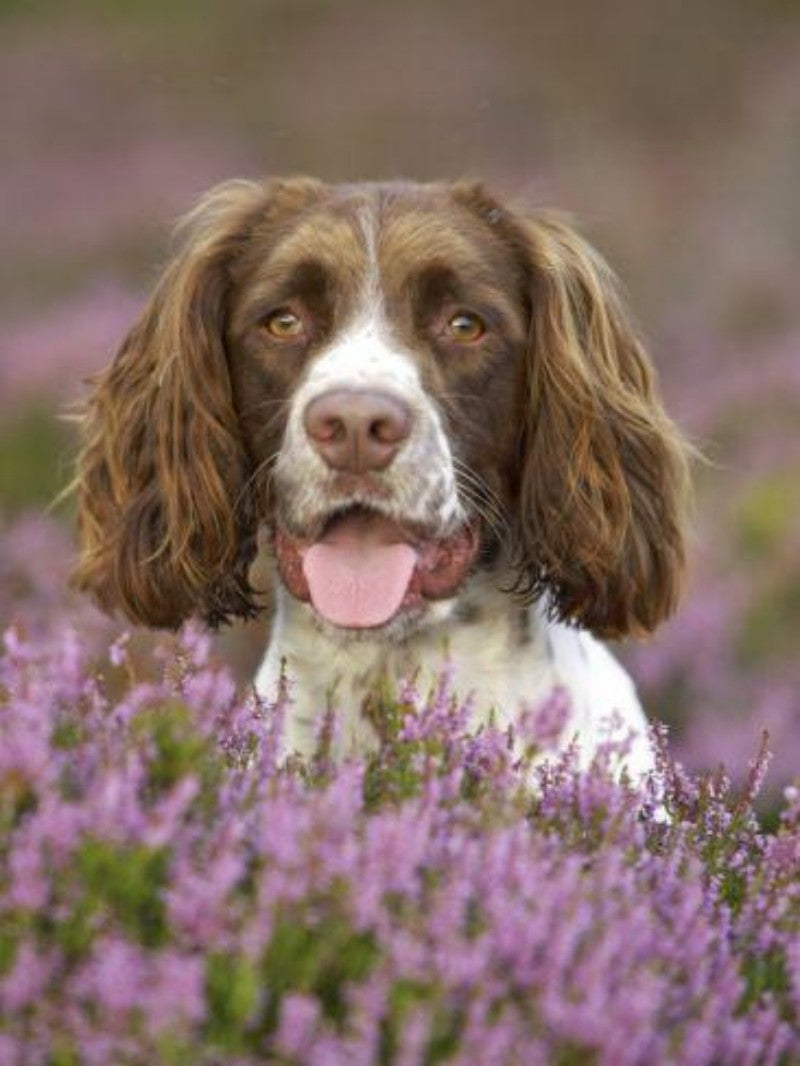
[
  {"left": 271, "top": 503, "right": 480, "bottom": 641},
  {"left": 307, "top": 600, "right": 435, "bottom": 645}
]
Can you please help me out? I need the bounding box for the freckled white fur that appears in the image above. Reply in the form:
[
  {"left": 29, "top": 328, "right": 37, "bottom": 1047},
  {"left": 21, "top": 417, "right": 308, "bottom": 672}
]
[{"left": 255, "top": 572, "right": 653, "bottom": 780}]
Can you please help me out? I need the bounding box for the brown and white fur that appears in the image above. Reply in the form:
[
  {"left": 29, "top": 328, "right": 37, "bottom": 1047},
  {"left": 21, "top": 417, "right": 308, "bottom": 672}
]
[{"left": 72, "top": 177, "right": 690, "bottom": 777}]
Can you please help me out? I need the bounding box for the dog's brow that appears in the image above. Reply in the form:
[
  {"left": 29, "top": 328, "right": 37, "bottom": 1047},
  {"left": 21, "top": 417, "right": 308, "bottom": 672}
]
[{"left": 267, "top": 211, "right": 366, "bottom": 277}]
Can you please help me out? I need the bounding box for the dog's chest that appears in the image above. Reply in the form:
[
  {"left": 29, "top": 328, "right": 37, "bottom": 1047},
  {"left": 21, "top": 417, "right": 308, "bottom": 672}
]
[{"left": 255, "top": 578, "right": 562, "bottom": 758}]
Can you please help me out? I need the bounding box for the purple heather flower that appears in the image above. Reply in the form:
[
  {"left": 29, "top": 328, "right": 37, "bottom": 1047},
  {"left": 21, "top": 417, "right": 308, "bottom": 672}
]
[
  {"left": 274, "top": 992, "right": 320, "bottom": 1058},
  {"left": 0, "top": 590, "right": 797, "bottom": 1063}
]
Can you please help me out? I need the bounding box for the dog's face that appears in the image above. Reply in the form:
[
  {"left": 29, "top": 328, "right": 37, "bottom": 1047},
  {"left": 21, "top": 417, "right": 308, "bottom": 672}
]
[
  {"left": 73, "top": 178, "right": 689, "bottom": 639},
  {"left": 224, "top": 182, "right": 528, "bottom": 636}
]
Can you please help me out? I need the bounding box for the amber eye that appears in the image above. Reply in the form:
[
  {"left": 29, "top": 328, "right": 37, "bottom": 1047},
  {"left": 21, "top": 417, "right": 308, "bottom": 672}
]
[
  {"left": 264, "top": 308, "right": 304, "bottom": 339},
  {"left": 446, "top": 311, "right": 485, "bottom": 343}
]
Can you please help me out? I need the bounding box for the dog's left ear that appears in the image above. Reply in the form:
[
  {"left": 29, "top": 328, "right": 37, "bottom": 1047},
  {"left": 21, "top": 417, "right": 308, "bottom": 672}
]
[
  {"left": 70, "top": 181, "right": 271, "bottom": 629},
  {"left": 511, "top": 212, "right": 691, "bottom": 638}
]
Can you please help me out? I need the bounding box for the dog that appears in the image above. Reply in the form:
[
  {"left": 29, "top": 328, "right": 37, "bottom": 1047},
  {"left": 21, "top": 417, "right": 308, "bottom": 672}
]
[{"left": 72, "top": 177, "right": 690, "bottom": 775}]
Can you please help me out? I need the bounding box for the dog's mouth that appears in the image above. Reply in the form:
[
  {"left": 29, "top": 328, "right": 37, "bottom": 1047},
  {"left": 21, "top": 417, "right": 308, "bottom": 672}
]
[{"left": 272, "top": 506, "right": 480, "bottom": 630}]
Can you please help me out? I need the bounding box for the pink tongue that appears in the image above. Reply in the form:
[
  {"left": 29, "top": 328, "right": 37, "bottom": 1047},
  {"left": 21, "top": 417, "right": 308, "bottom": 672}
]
[{"left": 302, "top": 514, "right": 418, "bottom": 628}]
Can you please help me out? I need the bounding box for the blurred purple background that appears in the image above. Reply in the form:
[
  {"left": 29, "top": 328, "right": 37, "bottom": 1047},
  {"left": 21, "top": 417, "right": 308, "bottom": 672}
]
[{"left": 2, "top": 0, "right": 798, "bottom": 796}]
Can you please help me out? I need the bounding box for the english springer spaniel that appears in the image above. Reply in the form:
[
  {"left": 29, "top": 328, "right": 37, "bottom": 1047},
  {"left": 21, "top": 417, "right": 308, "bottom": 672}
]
[{"left": 73, "top": 178, "right": 690, "bottom": 776}]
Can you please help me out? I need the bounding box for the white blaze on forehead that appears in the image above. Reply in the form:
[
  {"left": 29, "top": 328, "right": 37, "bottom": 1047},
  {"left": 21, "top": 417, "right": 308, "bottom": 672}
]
[
  {"left": 302, "top": 314, "right": 422, "bottom": 397},
  {"left": 356, "top": 197, "right": 382, "bottom": 308},
  {"left": 296, "top": 194, "right": 421, "bottom": 401}
]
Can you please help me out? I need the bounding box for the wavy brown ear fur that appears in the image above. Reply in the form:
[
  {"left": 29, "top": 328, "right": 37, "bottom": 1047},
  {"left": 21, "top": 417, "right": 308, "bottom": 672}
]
[
  {"left": 71, "top": 178, "right": 317, "bottom": 628},
  {"left": 511, "top": 212, "right": 691, "bottom": 638}
]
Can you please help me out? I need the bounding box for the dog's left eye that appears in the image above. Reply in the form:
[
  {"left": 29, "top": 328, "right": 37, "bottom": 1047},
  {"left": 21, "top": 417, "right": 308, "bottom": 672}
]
[
  {"left": 446, "top": 311, "right": 485, "bottom": 343},
  {"left": 264, "top": 308, "right": 304, "bottom": 339}
]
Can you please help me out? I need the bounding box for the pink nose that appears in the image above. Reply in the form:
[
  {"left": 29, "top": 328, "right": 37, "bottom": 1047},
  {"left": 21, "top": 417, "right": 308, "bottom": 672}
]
[{"left": 303, "top": 389, "right": 413, "bottom": 473}]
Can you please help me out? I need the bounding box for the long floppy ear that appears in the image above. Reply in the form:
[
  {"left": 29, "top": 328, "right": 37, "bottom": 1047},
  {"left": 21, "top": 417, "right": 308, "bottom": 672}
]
[
  {"left": 71, "top": 179, "right": 313, "bottom": 628},
  {"left": 512, "top": 213, "right": 691, "bottom": 638}
]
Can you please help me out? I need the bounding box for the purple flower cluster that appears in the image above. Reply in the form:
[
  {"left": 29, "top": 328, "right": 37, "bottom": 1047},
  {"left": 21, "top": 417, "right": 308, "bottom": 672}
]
[{"left": 1, "top": 621, "right": 797, "bottom": 1065}]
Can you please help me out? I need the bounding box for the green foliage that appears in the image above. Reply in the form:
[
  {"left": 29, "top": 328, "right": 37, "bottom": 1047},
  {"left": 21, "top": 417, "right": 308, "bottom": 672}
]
[
  {"left": 262, "top": 917, "right": 378, "bottom": 1032},
  {"left": 133, "top": 701, "right": 219, "bottom": 802},
  {"left": 205, "top": 952, "right": 260, "bottom": 1053},
  {"left": 362, "top": 689, "right": 428, "bottom": 809},
  {"left": 554, "top": 1045, "right": 598, "bottom": 1066},
  {"left": 740, "top": 948, "right": 791, "bottom": 1018},
  {"left": 201, "top": 917, "right": 379, "bottom": 1055},
  {"left": 379, "top": 978, "right": 430, "bottom": 1061},
  {"left": 425, "top": 1005, "right": 466, "bottom": 1063},
  {"left": 0, "top": 767, "right": 37, "bottom": 836},
  {"left": 735, "top": 469, "right": 799, "bottom": 561},
  {"left": 0, "top": 921, "right": 17, "bottom": 976},
  {"left": 48, "top": 1044, "right": 80, "bottom": 1066},
  {"left": 738, "top": 575, "right": 800, "bottom": 668},
  {"left": 0, "top": 405, "right": 71, "bottom": 512},
  {"left": 75, "top": 839, "right": 170, "bottom": 949}
]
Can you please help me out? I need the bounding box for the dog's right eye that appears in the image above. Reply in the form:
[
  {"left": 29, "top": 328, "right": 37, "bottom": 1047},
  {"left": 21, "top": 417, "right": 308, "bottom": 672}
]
[
  {"left": 445, "top": 311, "right": 486, "bottom": 343},
  {"left": 263, "top": 308, "right": 304, "bottom": 339}
]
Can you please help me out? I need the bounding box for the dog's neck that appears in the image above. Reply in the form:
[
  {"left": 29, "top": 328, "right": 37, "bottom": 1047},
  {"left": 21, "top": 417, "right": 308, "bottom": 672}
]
[{"left": 254, "top": 567, "right": 562, "bottom": 758}]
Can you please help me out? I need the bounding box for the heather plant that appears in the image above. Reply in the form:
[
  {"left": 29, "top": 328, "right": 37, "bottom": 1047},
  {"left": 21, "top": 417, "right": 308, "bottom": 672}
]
[{"left": 1, "top": 622, "right": 797, "bottom": 1065}]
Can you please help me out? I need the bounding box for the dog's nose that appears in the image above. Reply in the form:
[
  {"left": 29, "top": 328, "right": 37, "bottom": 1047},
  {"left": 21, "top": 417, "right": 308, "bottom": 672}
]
[{"left": 303, "top": 389, "right": 413, "bottom": 473}]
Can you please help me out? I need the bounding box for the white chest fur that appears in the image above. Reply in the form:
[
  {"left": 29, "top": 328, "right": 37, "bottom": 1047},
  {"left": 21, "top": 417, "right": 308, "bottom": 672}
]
[{"left": 254, "top": 572, "right": 654, "bottom": 780}]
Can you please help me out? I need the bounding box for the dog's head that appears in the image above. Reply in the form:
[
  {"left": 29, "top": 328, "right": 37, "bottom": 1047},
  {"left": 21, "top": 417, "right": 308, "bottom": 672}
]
[{"left": 72, "top": 177, "right": 690, "bottom": 638}]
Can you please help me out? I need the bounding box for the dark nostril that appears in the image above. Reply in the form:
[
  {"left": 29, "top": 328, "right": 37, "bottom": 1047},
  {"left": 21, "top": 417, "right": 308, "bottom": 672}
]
[
  {"left": 314, "top": 414, "right": 346, "bottom": 443},
  {"left": 370, "top": 412, "right": 407, "bottom": 445},
  {"left": 303, "top": 389, "right": 413, "bottom": 473}
]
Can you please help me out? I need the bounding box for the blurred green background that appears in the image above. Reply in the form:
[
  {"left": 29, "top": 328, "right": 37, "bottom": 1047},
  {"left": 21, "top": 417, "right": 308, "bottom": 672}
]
[{"left": 1, "top": 0, "right": 799, "bottom": 791}]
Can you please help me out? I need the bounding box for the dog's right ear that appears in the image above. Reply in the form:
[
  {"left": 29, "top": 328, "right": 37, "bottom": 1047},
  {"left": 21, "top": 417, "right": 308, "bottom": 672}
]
[
  {"left": 71, "top": 177, "right": 323, "bottom": 628},
  {"left": 511, "top": 212, "right": 692, "bottom": 638}
]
